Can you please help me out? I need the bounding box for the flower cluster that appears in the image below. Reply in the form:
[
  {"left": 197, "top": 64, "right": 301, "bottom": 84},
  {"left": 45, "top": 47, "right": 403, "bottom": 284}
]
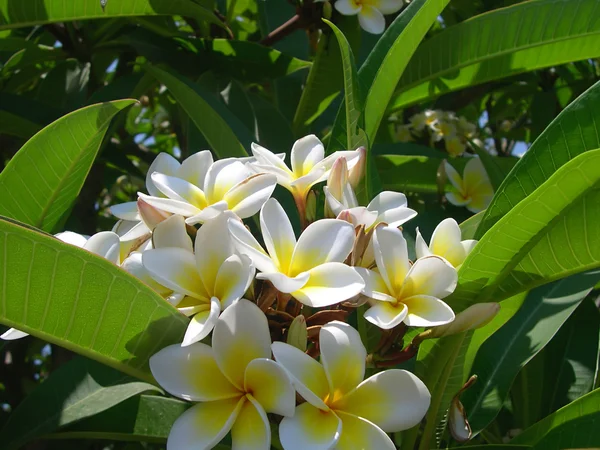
[
  {"left": 3, "top": 135, "right": 500, "bottom": 449},
  {"left": 396, "top": 109, "right": 479, "bottom": 157}
]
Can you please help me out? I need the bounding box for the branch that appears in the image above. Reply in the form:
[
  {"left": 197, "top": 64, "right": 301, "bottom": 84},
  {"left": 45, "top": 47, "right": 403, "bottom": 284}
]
[{"left": 259, "top": 14, "right": 303, "bottom": 47}]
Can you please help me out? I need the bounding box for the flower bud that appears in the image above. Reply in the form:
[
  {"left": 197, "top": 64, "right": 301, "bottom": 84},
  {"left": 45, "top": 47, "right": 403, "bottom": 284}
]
[
  {"left": 348, "top": 146, "right": 366, "bottom": 189},
  {"left": 287, "top": 315, "right": 308, "bottom": 352},
  {"left": 322, "top": 1, "right": 332, "bottom": 19},
  {"left": 138, "top": 198, "right": 170, "bottom": 230},
  {"left": 327, "top": 157, "right": 349, "bottom": 200},
  {"left": 305, "top": 190, "right": 317, "bottom": 223},
  {"left": 429, "top": 303, "right": 500, "bottom": 338}
]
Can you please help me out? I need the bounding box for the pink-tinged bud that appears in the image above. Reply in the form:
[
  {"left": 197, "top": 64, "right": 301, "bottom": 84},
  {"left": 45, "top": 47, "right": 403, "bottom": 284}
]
[
  {"left": 348, "top": 146, "right": 367, "bottom": 188},
  {"left": 430, "top": 303, "right": 500, "bottom": 338},
  {"left": 337, "top": 209, "right": 353, "bottom": 225},
  {"left": 327, "top": 157, "right": 349, "bottom": 200},
  {"left": 287, "top": 315, "right": 307, "bottom": 352},
  {"left": 138, "top": 198, "right": 171, "bottom": 230}
]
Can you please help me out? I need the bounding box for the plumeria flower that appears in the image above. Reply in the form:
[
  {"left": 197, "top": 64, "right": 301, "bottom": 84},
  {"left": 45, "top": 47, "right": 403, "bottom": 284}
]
[
  {"left": 334, "top": 0, "right": 404, "bottom": 35},
  {"left": 228, "top": 198, "right": 364, "bottom": 307},
  {"left": 445, "top": 136, "right": 467, "bottom": 157},
  {"left": 410, "top": 110, "right": 441, "bottom": 133},
  {"left": 142, "top": 212, "right": 254, "bottom": 346},
  {"left": 444, "top": 158, "right": 494, "bottom": 213},
  {"left": 1, "top": 230, "right": 121, "bottom": 341},
  {"left": 355, "top": 226, "right": 457, "bottom": 330},
  {"left": 150, "top": 299, "right": 295, "bottom": 450},
  {"left": 396, "top": 124, "right": 414, "bottom": 142},
  {"left": 272, "top": 321, "right": 430, "bottom": 449},
  {"left": 325, "top": 157, "right": 417, "bottom": 231},
  {"left": 138, "top": 150, "right": 277, "bottom": 225},
  {"left": 415, "top": 218, "right": 478, "bottom": 268},
  {"left": 249, "top": 135, "right": 362, "bottom": 207}
]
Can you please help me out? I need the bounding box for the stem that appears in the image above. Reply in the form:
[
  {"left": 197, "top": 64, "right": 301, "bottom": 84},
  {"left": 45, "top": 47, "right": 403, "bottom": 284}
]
[
  {"left": 293, "top": 193, "right": 309, "bottom": 230},
  {"left": 260, "top": 14, "right": 303, "bottom": 47}
]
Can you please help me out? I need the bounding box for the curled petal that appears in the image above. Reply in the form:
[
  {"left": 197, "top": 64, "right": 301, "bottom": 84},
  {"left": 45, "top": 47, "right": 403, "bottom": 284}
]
[
  {"left": 146, "top": 152, "right": 180, "bottom": 197},
  {"left": 177, "top": 150, "right": 213, "bottom": 187},
  {"left": 225, "top": 173, "right": 277, "bottom": 219},
  {"left": 166, "top": 398, "right": 244, "bottom": 450},
  {"left": 84, "top": 231, "right": 120, "bottom": 264},
  {"left": 1, "top": 328, "right": 28, "bottom": 340},
  {"left": 149, "top": 343, "right": 239, "bottom": 401},
  {"left": 244, "top": 358, "right": 296, "bottom": 417},
  {"left": 185, "top": 200, "right": 229, "bottom": 225},
  {"left": 292, "top": 262, "right": 365, "bottom": 307},
  {"left": 403, "top": 295, "right": 455, "bottom": 327},
  {"left": 260, "top": 198, "right": 296, "bottom": 273},
  {"left": 138, "top": 193, "right": 200, "bottom": 217},
  {"left": 320, "top": 321, "right": 366, "bottom": 398},
  {"left": 373, "top": 226, "right": 410, "bottom": 297},
  {"left": 181, "top": 297, "right": 221, "bottom": 347},
  {"left": 214, "top": 254, "right": 254, "bottom": 309},
  {"left": 142, "top": 248, "right": 207, "bottom": 299},
  {"left": 290, "top": 134, "right": 325, "bottom": 178},
  {"left": 364, "top": 301, "right": 407, "bottom": 330},
  {"left": 228, "top": 217, "right": 277, "bottom": 273},
  {"left": 205, "top": 159, "right": 251, "bottom": 204},
  {"left": 257, "top": 271, "right": 310, "bottom": 294},
  {"left": 231, "top": 396, "right": 271, "bottom": 450},
  {"left": 338, "top": 369, "right": 430, "bottom": 432},
  {"left": 152, "top": 215, "right": 193, "bottom": 251},
  {"left": 151, "top": 173, "right": 207, "bottom": 208},
  {"left": 271, "top": 342, "right": 329, "bottom": 410},
  {"left": 109, "top": 201, "right": 139, "bottom": 221},
  {"left": 400, "top": 255, "right": 457, "bottom": 299},
  {"left": 213, "top": 300, "right": 272, "bottom": 390},
  {"left": 336, "top": 411, "right": 396, "bottom": 450},
  {"left": 279, "top": 403, "right": 342, "bottom": 450},
  {"left": 112, "top": 219, "right": 150, "bottom": 242},
  {"left": 415, "top": 228, "right": 432, "bottom": 260},
  {"left": 354, "top": 267, "right": 396, "bottom": 301}
]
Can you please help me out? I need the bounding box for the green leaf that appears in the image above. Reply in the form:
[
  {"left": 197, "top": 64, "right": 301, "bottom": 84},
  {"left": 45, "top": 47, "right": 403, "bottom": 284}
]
[
  {"left": 0, "top": 110, "right": 41, "bottom": 139},
  {"left": 0, "top": 0, "right": 223, "bottom": 30},
  {"left": 445, "top": 446, "right": 531, "bottom": 450},
  {"left": 452, "top": 149, "right": 600, "bottom": 312},
  {"left": 0, "top": 100, "right": 135, "bottom": 233},
  {"left": 461, "top": 270, "right": 600, "bottom": 435},
  {"left": 1, "top": 44, "right": 65, "bottom": 74},
  {"left": 390, "top": 0, "right": 600, "bottom": 111},
  {"left": 327, "top": 0, "right": 449, "bottom": 152},
  {"left": 145, "top": 64, "right": 251, "bottom": 158},
  {"left": 47, "top": 395, "right": 189, "bottom": 443},
  {"left": 0, "top": 217, "right": 188, "bottom": 382},
  {"left": 460, "top": 211, "right": 485, "bottom": 240},
  {"left": 511, "top": 388, "right": 600, "bottom": 449},
  {"left": 476, "top": 79, "right": 600, "bottom": 239},
  {"left": 0, "top": 357, "right": 160, "bottom": 450}
]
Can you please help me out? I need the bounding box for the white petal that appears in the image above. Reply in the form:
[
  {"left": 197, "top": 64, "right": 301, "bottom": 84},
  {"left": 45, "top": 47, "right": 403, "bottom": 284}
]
[
  {"left": 443, "top": 160, "right": 464, "bottom": 193},
  {"left": 320, "top": 321, "right": 366, "bottom": 397},
  {"left": 257, "top": 271, "right": 310, "bottom": 294},
  {"left": 181, "top": 298, "right": 221, "bottom": 346},
  {"left": 290, "top": 134, "right": 325, "bottom": 177},
  {"left": 375, "top": 0, "right": 404, "bottom": 14},
  {"left": 354, "top": 267, "right": 396, "bottom": 301},
  {"left": 109, "top": 201, "right": 140, "bottom": 221},
  {"left": 214, "top": 254, "right": 255, "bottom": 308},
  {"left": 463, "top": 157, "right": 491, "bottom": 191},
  {"left": 289, "top": 166, "right": 326, "bottom": 195},
  {"left": 111, "top": 219, "right": 150, "bottom": 242},
  {"left": 324, "top": 186, "right": 347, "bottom": 217},
  {"left": 205, "top": 159, "right": 252, "bottom": 204},
  {"left": 121, "top": 252, "right": 171, "bottom": 294},
  {"left": 339, "top": 369, "right": 430, "bottom": 432},
  {"left": 231, "top": 397, "right": 271, "bottom": 450},
  {"left": 336, "top": 411, "right": 396, "bottom": 450},
  {"left": 445, "top": 191, "right": 470, "bottom": 207},
  {"left": 147, "top": 152, "right": 180, "bottom": 197},
  {"left": 177, "top": 150, "right": 213, "bottom": 187},
  {"left": 225, "top": 173, "right": 277, "bottom": 219},
  {"left": 166, "top": 398, "right": 244, "bottom": 450},
  {"left": 244, "top": 358, "right": 295, "bottom": 417},
  {"left": 373, "top": 226, "right": 410, "bottom": 297},
  {"left": 376, "top": 206, "right": 417, "bottom": 229},
  {"left": 84, "top": 231, "right": 120, "bottom": 264},
  {"left": 149, "top": 343, "right": 239, "bottom": 401},
  {"left": 358, "top": 5, "right": 385, "bottom": 34},
  {"left": 292, "top": 262, "right": 365, "bottom": 307},
  {"left": 213, "top": 299, "right": 272, "bottom": 390},
  {"left": 152, "top": 215, "right": 193, "bottom": 251},
  {"left": 367, "top": 191, "right": 408, "bottom": 212},
  {"left": 339, "top": 206, "right": 378, "bottom": 229},
  {"left": 271, "top": 342, "right": 330, "bottom": 410},
  {"left": 251, "top": 143, "right": 293, "bottom": 176},
  {"left": 364, "top": 301, "right": 407, "bottom": 329},
  {"left": 250, "top": 163, "right": 294, "bottom": 190},
  {"left": 228, "top": 217, "right": 277, "bottom": 273},
  {"left": 430, "top": 218, "right": 462, "bottom": 255},
  {"left": 415, "top": 228, "right": 432, "bottom": 260},
  {"left": 142, "top": 248, "right": 207, "bottom": 299},
  {"left": 403, "top": 295, "right": 455, "bottom": 327},
  {"left": 462, "top": 239, "right": 478, "bottom": 256},
  {"left": 279, "top": 403, "right": 342, "bottom": 450},
  {"left": 151, "top": 172, "right": 207, "bottom": 207},
  {"left": 260, "top": 198, "right": 296, "bottom": 273},
  {"left": 335, "top": 0, "right": 361, "bottom": 15},
  {"left": 55, "top": 231, "right": 89, "bottom": 248},
  {"left": 185, "top": 200, "right": 229, "bottom": 225},
  {"left": 400, "top": 255, "right": 457, "bottom": 299},
  {"left": 1, "top": 328, "right": 28, "bottom": 340},
  {"left": 138, "top": 192, "right": 200, "bottom": 216},
  {"left": 290, "top": 219, "right": 355, "bottom": 274}
]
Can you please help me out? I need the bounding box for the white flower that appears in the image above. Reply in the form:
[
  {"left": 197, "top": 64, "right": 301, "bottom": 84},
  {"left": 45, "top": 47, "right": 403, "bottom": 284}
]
[
  {"left": 228, "top": 198, "right": 365, "bottom": 307},
  {"left": 150, "top": 299, "right": 295, "bottom": 450},
  {"left": 249, "top": 135, "right": 361, "bottom": 204},
  {"left": 142, "top": 212, "right": 254, "bottom": 346},
  {"left": 138, "top": 151, "right": 277, "bottom": 225},
  {"left": 415, "top": 218, "right": 477, "bottom": 268},
  {"left": 445, "top": 136, "right": 467, "bottom": 157},
  {"left": 355, "top": 226, "right": 457, "bottom": 330},
  {"left": 1, "top": 230, "right": 121, "bottom": 341},
  {"left": 325, "top": 158, "right": 417, "bottom": 230},
  {"left": 444, "top": 158, "right": 494, "bottom": 213},
  {"left": 333, "top": 0, "right": 404, "bottom": 34},
  {"left": 273, "top": 321, "right": 430, "bottom": 449}
]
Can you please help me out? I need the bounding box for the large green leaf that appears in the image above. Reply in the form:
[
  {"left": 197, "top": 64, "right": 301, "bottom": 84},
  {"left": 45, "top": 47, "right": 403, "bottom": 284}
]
[
  {"left": 0, "top": 217, "right": 188, "bottom": 382},
  {"left": 511, "top": 388, "right": 600, "bottom": 449},
  {"left": 462, "top": 271, "right": 600, "bottom": 435},
  {"left": 0, "top": 357, "right": 160, "bottom": 450},
  {"left": 145, "top": 65, "right": 251, "bottom": 158},
  {"left": 0, "top": 0, "right": 222, "bottom": 30},
  {"left": 476, "top": 79, "right": 600, "bottom": 239},
  {"left": 48, "top": 395, "right": 188, "bottom": 443},
  {"left": 452, "top": 149, "right": 600, "bottom": 312},
  {"left": 0, "top": 100, "right": 135, "bottom": 233},
  {"left": 390, "top": 0, "right": 600, "bottom": 110}
]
